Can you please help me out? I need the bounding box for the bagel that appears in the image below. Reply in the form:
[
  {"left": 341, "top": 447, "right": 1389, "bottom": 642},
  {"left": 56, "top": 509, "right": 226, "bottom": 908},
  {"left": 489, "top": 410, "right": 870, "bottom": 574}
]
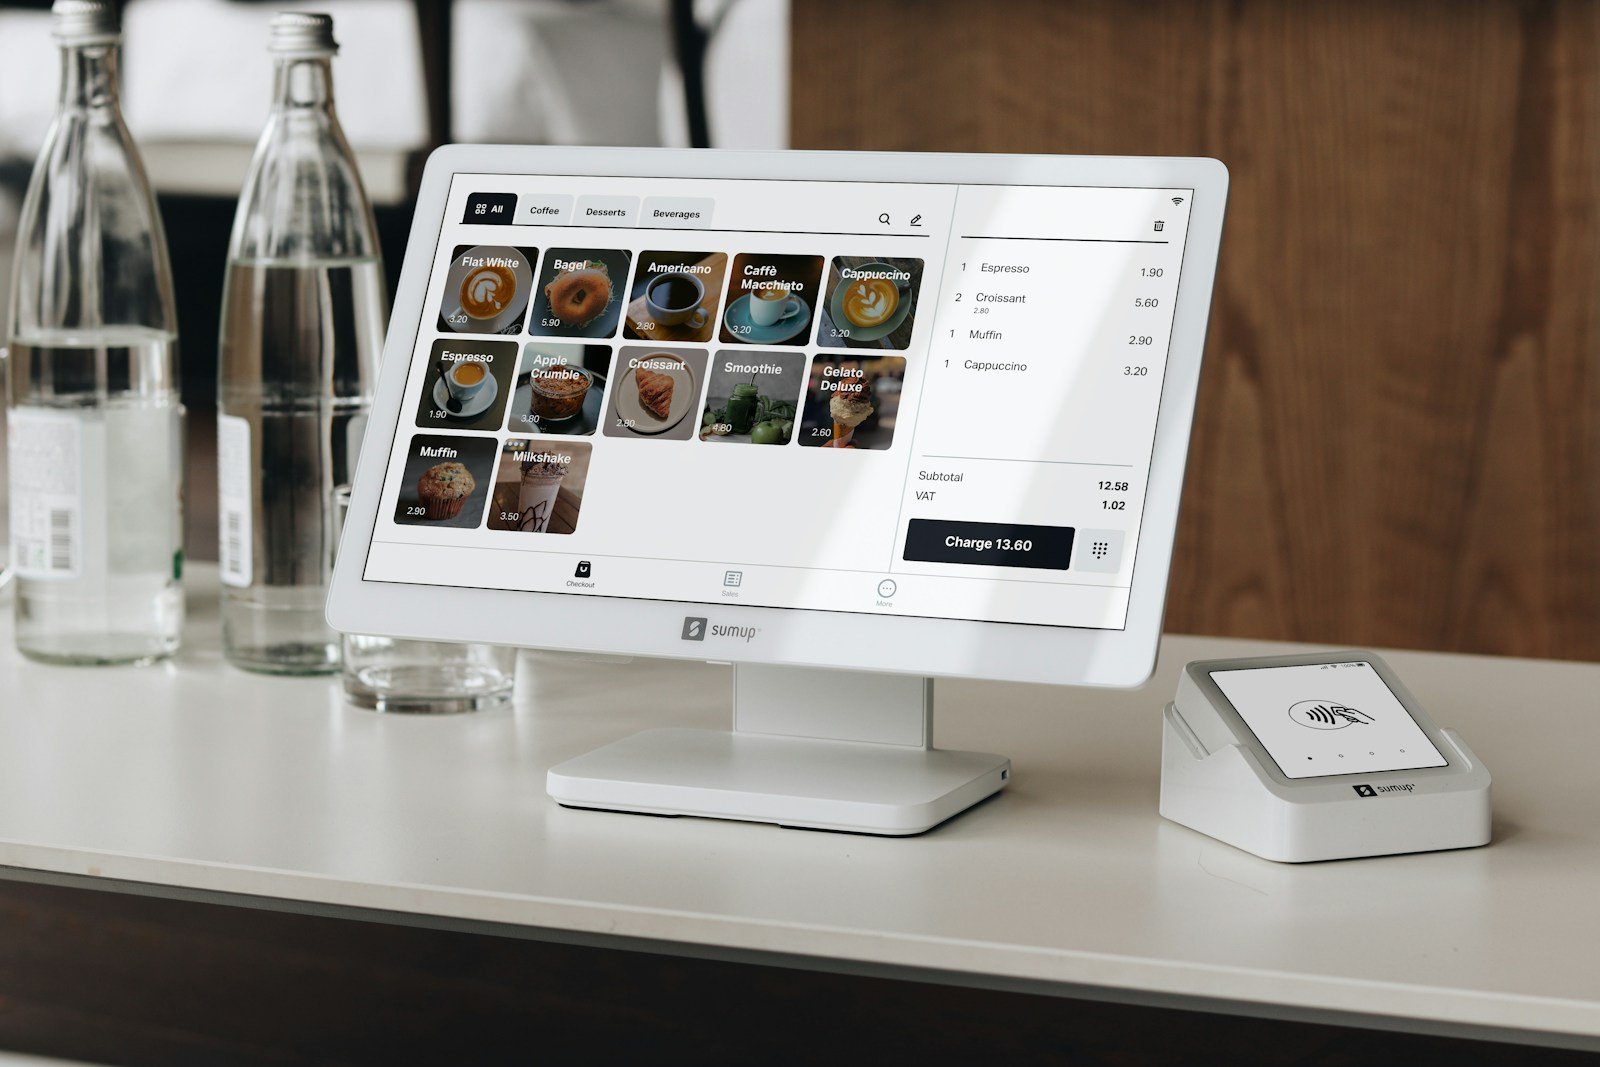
[{"left": 545, "top": 266, "right": 612, "bottom": 326}]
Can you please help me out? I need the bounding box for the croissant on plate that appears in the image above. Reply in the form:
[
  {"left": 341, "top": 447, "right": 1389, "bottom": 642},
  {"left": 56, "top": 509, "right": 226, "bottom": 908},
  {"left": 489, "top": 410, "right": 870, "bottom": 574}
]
[{"left": 636, "top": 368, "right": 674, "bottom": 420}]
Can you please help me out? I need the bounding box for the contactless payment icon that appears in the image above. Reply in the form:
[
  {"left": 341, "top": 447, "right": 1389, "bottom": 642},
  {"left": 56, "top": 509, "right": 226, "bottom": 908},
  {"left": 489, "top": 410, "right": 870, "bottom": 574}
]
[{"left": 1288, "top": 699, "right": 1375, "bottom": 730}]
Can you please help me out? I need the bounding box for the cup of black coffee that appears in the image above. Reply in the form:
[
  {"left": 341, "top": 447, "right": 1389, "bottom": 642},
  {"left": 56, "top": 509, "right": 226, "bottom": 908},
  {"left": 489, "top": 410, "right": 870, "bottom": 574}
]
[{"left": 645, "top": 270, "right": 708, "bottom": 329}]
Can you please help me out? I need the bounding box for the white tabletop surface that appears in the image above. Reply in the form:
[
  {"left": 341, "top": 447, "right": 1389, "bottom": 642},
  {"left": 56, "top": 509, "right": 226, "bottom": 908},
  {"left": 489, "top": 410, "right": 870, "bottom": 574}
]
[{"left": 1, "top": 567, "right": 1596, "bottom": 1048}]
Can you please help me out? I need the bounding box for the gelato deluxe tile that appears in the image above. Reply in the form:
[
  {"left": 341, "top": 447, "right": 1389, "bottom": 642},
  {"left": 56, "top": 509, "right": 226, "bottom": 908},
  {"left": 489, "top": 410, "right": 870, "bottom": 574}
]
[{"left": 798, "top": 356, "right": 906, "bottom": 451}]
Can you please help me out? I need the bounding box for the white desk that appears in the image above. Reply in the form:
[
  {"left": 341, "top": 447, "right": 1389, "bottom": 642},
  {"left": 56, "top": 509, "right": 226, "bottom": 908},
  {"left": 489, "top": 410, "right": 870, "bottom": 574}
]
[{"left": 1, "top": 568, "right": 1596, "bottom": 1051}]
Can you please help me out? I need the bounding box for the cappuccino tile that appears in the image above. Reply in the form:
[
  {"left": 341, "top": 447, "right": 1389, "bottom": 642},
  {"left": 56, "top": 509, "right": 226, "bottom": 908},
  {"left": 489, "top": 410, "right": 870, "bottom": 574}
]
[{"left": 817, "top": 255, "right": 925, "bottom": 352}]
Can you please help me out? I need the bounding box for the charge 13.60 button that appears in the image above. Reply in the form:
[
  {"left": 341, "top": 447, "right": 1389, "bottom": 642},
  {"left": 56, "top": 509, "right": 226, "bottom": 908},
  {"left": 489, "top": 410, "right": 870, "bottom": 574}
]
[{"left": 902, "top": 520, "right": 1074, "bottom": 570}]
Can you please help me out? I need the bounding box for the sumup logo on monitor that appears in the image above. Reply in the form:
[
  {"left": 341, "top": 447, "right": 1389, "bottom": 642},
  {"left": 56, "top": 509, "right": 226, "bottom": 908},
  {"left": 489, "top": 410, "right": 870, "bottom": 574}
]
[{"left": 681, "top": 617, "right": 707, "bottom": 641}]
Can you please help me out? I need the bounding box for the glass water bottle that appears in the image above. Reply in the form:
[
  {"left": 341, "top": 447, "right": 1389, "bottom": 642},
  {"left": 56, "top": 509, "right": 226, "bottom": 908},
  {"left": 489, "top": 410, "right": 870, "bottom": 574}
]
[
  {"left": 217, "top": 12, "right": 386, "bottom": 674},
  {"left": 5, "top": 0, "right": 184, "bottom": 665}
]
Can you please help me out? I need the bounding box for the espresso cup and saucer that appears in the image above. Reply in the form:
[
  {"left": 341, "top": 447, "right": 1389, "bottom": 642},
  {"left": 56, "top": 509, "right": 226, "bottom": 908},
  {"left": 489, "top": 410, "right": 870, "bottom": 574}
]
[{"left": 433, "top": 359, "right": 499, "bottom": 417}]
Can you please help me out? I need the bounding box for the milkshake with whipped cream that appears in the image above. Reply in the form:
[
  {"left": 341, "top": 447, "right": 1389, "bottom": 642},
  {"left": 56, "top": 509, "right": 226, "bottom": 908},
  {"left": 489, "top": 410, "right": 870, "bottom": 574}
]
[{"left": 516, "top": 454, "right": 570, "bottom": 532}]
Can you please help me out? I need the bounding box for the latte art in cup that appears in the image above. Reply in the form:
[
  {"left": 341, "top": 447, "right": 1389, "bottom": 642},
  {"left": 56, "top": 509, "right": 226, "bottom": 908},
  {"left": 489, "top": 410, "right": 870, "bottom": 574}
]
[
  {"left": 460, "top": 263, "right": 517, "bottom": 319},
  {"left": 842, "top": 278, "right": 899, "bottom": 328}
]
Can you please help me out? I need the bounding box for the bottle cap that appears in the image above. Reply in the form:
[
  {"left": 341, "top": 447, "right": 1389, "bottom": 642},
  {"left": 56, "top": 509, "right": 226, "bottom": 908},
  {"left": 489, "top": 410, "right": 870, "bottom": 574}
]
[
  {"left": 268, "top": 12, "right": 338, "bottom": 57},
  {"left": 51, "top": 0, "right": 120, "bottom": 45}
]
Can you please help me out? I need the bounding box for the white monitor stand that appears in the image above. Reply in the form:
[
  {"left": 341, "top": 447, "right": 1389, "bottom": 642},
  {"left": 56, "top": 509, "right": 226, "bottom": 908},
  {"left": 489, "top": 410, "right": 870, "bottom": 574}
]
[{"left": 546, "top": 664, "right": 1011, "bottom": 835}]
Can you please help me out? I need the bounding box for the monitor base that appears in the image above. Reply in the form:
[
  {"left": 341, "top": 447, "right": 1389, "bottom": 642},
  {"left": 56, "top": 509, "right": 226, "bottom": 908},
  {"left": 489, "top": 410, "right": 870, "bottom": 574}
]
[{"left": 546, "top": 665, "right": 1011, "bottom": 836}]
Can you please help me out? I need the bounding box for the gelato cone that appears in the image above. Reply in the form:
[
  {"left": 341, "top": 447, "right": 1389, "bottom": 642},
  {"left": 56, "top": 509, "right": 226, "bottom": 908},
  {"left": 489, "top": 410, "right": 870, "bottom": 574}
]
[{"left": 827, "top": 376, "right": 874, "bottom": 447}]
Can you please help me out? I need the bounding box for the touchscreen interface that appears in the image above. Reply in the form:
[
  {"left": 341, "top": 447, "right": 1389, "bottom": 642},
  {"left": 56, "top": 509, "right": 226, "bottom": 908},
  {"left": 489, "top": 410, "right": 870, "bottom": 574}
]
[
  {"left": 1210, "top": 661, "right": 1449, "bottom": 779},
  {"left": 363, "top": 173, "right": 1199, "bottom": 629}
]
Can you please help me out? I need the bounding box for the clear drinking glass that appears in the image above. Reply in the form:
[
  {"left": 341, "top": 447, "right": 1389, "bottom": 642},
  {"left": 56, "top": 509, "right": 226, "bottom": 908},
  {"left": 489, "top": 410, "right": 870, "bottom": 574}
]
[
  {"left": 217, "top": 13, "right": 385, "bottom": 675},
  {"left": 333, "top": 487, "right": 516, "bottom": 713},
  {"left": 5, "top": 1, "right": 184, "bottom": 666},
  {"left": 341, "top": 634, "right": 517, "bottom": 714}
]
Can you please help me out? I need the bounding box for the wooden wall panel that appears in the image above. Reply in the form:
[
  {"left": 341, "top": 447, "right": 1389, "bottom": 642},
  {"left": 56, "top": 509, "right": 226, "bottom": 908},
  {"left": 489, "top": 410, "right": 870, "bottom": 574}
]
[{"left": 792, "top": 0, "right": 1600, "bottom": 660}]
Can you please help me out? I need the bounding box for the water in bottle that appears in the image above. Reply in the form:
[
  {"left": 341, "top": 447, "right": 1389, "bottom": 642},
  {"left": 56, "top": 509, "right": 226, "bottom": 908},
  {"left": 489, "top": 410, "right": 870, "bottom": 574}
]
[
  {"left": 217, "top": 12, "right": 385, "bottom": 674},
  {"left": 5, "top": 1, "right": 184, "bottom": 665}
]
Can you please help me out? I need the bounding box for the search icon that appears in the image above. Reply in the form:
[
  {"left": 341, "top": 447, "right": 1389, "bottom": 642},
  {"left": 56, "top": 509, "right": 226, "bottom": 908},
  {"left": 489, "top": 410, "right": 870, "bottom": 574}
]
[{"left": 878, "top": 212, "right": 891, "bottom": 225}]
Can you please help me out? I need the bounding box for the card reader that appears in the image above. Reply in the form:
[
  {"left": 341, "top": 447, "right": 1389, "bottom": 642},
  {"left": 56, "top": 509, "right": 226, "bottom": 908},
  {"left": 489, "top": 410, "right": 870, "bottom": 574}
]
[{"left": 1161, "top": 650, "right": 1491, "bottom": 862}]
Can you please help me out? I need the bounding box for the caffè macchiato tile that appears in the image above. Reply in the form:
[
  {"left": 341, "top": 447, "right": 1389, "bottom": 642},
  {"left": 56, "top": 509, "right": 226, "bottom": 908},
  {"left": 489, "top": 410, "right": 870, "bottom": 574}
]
[{"left": 719, "top": 252, "right": 824, "bottom": 347}]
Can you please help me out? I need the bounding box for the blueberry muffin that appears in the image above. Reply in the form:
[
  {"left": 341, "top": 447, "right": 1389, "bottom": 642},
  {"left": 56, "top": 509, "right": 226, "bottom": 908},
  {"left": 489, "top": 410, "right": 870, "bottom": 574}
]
[{"left": 416, "top": 461, "right": 476, "bottom": 520}]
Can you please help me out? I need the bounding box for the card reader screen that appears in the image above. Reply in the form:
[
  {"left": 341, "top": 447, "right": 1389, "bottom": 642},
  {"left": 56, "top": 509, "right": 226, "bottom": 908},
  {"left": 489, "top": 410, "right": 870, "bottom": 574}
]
[{"left": 1209, "top": 661, "right": 1449, "bottom": 779}]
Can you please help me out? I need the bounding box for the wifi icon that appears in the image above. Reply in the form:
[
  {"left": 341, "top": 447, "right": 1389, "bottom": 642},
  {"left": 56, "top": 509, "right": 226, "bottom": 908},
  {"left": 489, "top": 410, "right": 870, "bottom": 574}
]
[{"left": 1171, "top": 196, "right": 1185, "bottom": 206}]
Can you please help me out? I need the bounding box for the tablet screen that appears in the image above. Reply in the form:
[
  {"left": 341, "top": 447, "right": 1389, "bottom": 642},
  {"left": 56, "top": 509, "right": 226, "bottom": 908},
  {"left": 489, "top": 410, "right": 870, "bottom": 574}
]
[
  {"left": 1210, "top": 661, "right": 1449, "bottom": 779},
  {"left": 362, "top": 173, "right": 1198, "bottom": 630}
]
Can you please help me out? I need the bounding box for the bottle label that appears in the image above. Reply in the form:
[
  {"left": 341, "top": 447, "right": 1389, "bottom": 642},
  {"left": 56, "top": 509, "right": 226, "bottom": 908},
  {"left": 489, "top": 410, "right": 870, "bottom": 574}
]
[
  {"left": 7, "top": 408, "right": 84, "bottom": 579},
  {"left": 217, "top": 413, "right": 253, "bottom": 587}
]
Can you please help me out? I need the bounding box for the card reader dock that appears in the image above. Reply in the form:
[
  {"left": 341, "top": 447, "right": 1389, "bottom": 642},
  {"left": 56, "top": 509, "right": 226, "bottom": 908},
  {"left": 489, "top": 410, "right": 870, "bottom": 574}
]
[{"left": 1161, "top": 651, "right": 1491, "bottom": 862}]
